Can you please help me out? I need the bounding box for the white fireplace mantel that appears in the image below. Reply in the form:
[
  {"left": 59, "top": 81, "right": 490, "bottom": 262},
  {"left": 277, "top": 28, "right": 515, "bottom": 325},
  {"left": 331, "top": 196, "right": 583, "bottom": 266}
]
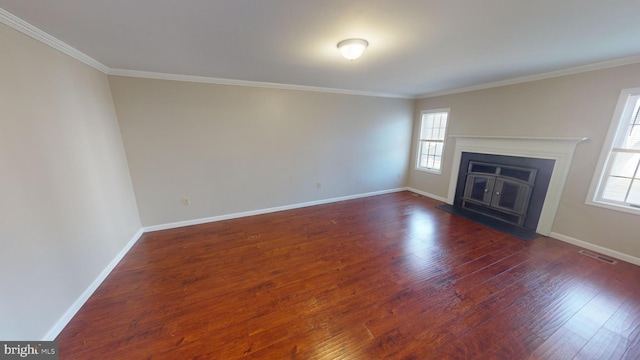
[{"left": 447, "top": 135, "right": 589, "bottom": 236}]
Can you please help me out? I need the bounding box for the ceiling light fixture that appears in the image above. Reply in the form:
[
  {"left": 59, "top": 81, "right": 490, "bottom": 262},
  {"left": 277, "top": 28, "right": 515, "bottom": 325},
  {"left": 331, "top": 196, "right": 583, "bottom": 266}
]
[{"left": 337, "top": 38, "right": 369, "bottom": 60}]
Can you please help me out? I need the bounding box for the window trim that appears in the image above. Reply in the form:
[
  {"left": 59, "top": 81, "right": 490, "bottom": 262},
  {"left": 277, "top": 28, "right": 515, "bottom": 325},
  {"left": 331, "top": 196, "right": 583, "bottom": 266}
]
[
  {"left": 586, "top": 87, "right": 640, "bottom": 216},
  {"left": 415, "top": 108, "right": 450, "bottom": 175}
]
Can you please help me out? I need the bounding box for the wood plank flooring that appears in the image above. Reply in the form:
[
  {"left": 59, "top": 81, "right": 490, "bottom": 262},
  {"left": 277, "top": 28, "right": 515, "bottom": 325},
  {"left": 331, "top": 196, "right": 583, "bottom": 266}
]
[{"left": 56, "top": 191, "right": 640, "bottom": 359}]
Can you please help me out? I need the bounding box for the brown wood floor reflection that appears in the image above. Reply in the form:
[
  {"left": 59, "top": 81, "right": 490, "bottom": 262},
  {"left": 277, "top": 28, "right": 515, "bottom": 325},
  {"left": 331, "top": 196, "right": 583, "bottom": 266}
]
[{"left": 56, "top": 191, "right": 640, "bottom": 359}]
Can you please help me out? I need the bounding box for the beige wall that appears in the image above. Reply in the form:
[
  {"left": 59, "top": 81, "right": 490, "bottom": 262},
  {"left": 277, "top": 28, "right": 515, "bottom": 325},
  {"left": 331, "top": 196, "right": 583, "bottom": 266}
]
[
  {"left": 409, "top": 63, "right": 640, "bottom": 259},
  {"left": 0, "top": 24, "right": 141, "bottom": 339},
  {"left": 110, "top": 76, "right": 414, "bottom": 227}
]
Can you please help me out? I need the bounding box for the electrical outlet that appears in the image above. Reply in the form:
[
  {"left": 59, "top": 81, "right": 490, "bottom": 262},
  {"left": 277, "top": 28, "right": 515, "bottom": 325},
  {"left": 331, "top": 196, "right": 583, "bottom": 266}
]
[{"left": 182, "top": 197, "right": 190, "bottom": 206}]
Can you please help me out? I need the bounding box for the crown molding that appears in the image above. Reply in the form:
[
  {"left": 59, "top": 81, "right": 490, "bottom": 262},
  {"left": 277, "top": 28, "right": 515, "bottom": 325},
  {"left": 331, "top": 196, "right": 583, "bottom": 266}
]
[
  {"left": 107, "top": 68, "right": 413, "bottom": 99},
  {"left": 0, "top": 7, "right": 109, "bottom": 73},
  {"left": 0, "top": 7, "right": 408, "bottom": 99},
  {"left": 3, "top": 7, "right": 640, "bottom": 100},
  {"left": 418, "top": 55, "right": 640, "bottom": 99}
]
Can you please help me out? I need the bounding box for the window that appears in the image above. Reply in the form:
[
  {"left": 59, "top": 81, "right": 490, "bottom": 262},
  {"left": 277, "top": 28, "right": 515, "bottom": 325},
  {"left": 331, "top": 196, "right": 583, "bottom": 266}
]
[
  {"left": 416, "top": 109, "right": 449, "bottom": 173},
  {"left": 587, "top": 88, "right": 640, "bottom": 214}
]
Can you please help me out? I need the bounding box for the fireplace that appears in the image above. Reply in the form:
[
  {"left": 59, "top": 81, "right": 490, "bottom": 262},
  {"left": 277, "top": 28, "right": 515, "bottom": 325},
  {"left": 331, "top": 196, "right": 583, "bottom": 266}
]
[
  {"left": 454, "top": 153, "right": 555, "bottom": 231},
  {"left": 447, "top": 136, "right": 588, "bottom": 236}
]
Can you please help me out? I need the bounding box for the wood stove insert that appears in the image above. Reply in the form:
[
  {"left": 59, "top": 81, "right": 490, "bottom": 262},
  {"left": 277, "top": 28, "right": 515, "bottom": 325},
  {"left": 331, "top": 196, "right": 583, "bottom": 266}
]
[{"left": 461, "top": 161, "right": 537, "bottom": 227}]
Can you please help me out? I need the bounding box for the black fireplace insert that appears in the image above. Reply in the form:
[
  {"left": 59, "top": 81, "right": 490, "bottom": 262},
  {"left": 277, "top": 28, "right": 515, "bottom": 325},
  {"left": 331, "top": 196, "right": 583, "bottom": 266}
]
[{"left": 453, "top": 152, "right": 555, "bottom": 231}]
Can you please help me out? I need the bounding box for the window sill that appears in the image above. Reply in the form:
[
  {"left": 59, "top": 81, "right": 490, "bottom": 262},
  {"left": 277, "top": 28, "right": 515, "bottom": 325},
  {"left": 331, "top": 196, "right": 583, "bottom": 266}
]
[
  {"left": 415, "top": 167, "right": 442, "bottom": 175},
  {"left": 585, "top": 199, "right": 640, "bottom": 216}
]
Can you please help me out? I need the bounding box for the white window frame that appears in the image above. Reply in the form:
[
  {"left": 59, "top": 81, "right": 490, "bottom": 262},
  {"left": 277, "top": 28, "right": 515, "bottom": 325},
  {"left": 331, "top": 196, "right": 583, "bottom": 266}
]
[
  {"left": 586, "top": 87, "right": 640, "bottom": 216},
  {"left": 416, "top": 108, "right": 450, "bottom": 174}
]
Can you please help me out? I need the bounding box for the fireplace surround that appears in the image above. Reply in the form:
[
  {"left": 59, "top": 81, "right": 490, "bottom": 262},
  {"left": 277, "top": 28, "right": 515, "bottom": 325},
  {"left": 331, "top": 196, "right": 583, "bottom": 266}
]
[{"left": 447, "top": 136, "right": 588, "bottom": 236}]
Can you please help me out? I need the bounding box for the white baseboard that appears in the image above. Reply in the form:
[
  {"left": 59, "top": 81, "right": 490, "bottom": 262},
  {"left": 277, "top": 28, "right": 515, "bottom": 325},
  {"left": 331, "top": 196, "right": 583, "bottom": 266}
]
[
  {"left": 405, "top": 189, "right": 640, "bottom": 267},
  {"left": 405, "top": 187, "right": 449, "bottom": 203},
  {"left": 404, "top": 188, "right": 640, "bottom": 266},
  {"left": 144, "top": 188, "right": 407, "bottom": 232},
  {"left": 40, "top": 193, "right": 639, "bottom": 341},
  {"left": 43, "top": 228, "right": 144, "bottom": 340},
  {"left": 550, "top": 232, "right": 640, "bottom": 266},
  {"left": 42, "top": 188, "right": 408, "bottom": 340}
]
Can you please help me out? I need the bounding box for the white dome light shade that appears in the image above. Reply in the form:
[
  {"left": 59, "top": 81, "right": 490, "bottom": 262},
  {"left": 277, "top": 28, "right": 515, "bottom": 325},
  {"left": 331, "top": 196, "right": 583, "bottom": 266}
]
[{"left": 337, "top": 39, "right": 369, "bottom": 60}]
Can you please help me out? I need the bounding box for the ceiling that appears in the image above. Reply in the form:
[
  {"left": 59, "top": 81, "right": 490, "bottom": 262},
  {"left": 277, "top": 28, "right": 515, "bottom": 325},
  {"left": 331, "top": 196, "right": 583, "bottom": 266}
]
[{"left": 1, "top": 0, "right": 639, "bottom": 98}]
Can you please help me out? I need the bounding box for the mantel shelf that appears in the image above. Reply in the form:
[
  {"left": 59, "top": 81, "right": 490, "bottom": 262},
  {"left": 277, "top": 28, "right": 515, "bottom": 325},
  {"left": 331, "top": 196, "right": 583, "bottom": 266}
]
[{"left": 450, "top": 135, "right": 589, "bottom": 143}]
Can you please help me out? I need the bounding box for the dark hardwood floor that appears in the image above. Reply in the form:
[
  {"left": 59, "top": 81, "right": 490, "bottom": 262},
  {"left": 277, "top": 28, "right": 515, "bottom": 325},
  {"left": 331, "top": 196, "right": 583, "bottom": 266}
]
[{"left": 56, "top": 191, "right": 640, "bottom": 359}]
